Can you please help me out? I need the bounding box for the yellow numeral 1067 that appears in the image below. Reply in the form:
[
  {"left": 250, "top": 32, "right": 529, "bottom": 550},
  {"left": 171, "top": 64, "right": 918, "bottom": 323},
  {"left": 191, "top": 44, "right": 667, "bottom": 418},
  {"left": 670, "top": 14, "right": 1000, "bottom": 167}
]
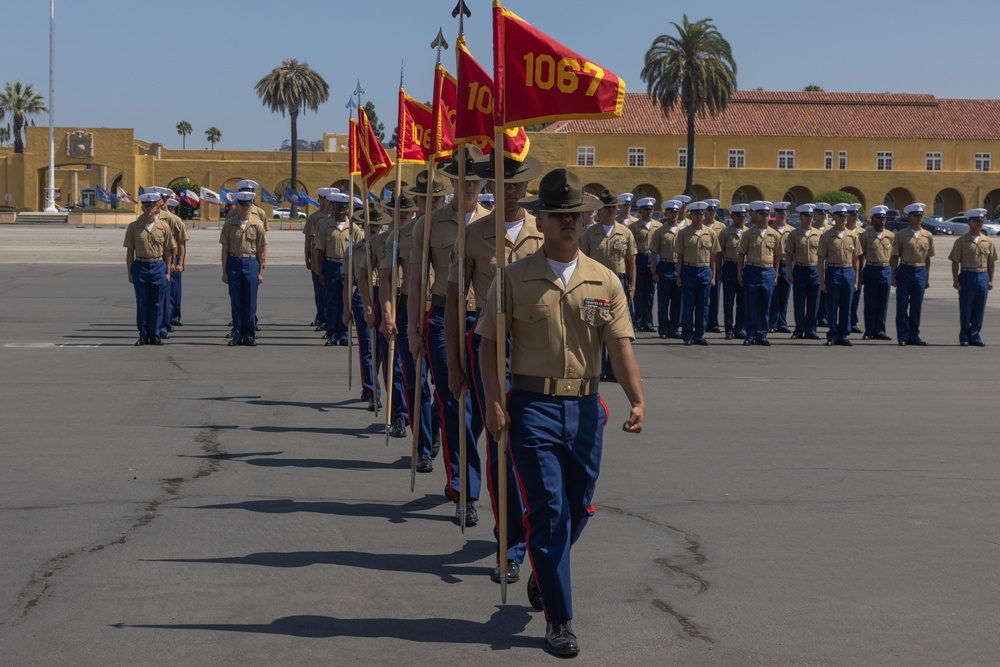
[{"left": 522, "top": 53, "right": 605, "bottom": 96}]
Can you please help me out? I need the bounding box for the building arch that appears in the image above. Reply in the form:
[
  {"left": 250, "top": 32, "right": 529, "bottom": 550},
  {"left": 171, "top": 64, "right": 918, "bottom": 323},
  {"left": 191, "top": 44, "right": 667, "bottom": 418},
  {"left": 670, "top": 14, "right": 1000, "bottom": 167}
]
[
  {"left": 884, "top": 187, "right": 914, "bottom": 211},
  {"left": 582, "top": 182, "right": 606, "bottom": 197},
  {"left": 731, "top": 185, "right": 763, "bottom": 205},
  {"left": 691, "top": 184, "right": 712, "bottom": 201},
  {"left": 933, "top": 188, "right": 964, "bottom": 218},
  {"left": 783, "top": 185, "right": 813, "bottom": 209},
  {"left": 983, "top": 188, "right": 1000, "bottom": 218},
  {"left": 631, "top": 183, "right": 662, "bottom": 204},
  {"left": 840, "top": 186, "right": 865, "bottom": 209}
]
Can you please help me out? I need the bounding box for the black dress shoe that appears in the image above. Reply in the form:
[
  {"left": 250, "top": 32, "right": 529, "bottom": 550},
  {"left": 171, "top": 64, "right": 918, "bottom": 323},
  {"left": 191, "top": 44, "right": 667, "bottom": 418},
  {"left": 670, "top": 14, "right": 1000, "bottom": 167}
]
[
  {"left": 825, "top": 340, "right": 835, "bottom": 346},
  {"left": 338, "top": 339, "right": 349, "bottom": 346},
  {"left": 790, "top": 332, "right": 802, "bottom": 339},
  {"left": 725, "top": 333, "right": 733, "bottom": 340},
  {"left": 150, "top": 337, "right": 163, "bottom": 346},
  {"left": 805, "top": 333, "right": 821, "bottom": 340},
  {"left": 818, "top": 319, "right": 828, "bottom": 327},
  {"left": 255, "top": 326, "right": 262, "bottom": 332},
  {"left": 415, "top": 454, "right": 433, "bottom": 473},
  {"left": 314, "top": 325, "right": 325, "bottom": 332},
  {"left": 658, "top": 334, "right": 667, "bottom": 339},
  {"left": 776, "top": 326, "right": 791, "bottom": 334},
  {"left": 875, "top": 334, "right": 893, "bottom": 341},
  {"left": 227, "top": 339, "right": 240, "bottom": 347},
  {"left": 491, "top": 560, "right": 520, "bottom": 584},
  {"left": 244, "top": 338, "right": 257, "bottom": 346},
  {"left": 708, "top": 327, "right": 722, "bottom": 334},
  {"left": 171, "top": 321, "right": 182, "bottom": 327},
  {"left": 694, "top": 339, "right": 709, "bottom": 346},
  {"left": 134, "top": 338, "right": 145, "bottom": 346},
  {"left": 683, "top": 340, "right": 693, "bottom": 346},
  {"left": 734, "top": 332, "right": 746, "bottom": 339},
  {"left": 389, "top": 416, "right": 407, "bottom": 438},
  {"left": 755, "top": 339, "right": 771, "bottom": 346},
  {"left": 836, "top": 339, "right": 853, "bottom": 347},
  {"left": 160, "top": 333, "right": 169, "bottom": 340},
  {"left": 324, "top": 339, "right": 336, "bottom": 346},
  {"left": 225, "top": 331, "right": 233, "bottom": 339},
  {"left": 851, "top": 326, "right": 862, "bottom": 334},
  {"left": 971, "top": 341, "right": 986, "bottom": 347},
  {"left": 453, "top": 502, "right": 478, "bottom": 526},
  {"left": 527, "top": 575, "right": 544, "bottom": 611},
  {"left": 743, "top": 339, "right": 753, "bottom": 346},
  {"left": 545, "top": 620, "right": 579, "bottom": 657},
  {"left": 960, "top": 341, "right": 969, "bottom": 347},
  {"left": 898, "top": 341, "right": 907, "bottom": 346},
  {"left": 367, "top": 398, "right": 377, "bottom": 412},
  {"left": 909, "top": 338, "right": 928, "bottom": 346}
]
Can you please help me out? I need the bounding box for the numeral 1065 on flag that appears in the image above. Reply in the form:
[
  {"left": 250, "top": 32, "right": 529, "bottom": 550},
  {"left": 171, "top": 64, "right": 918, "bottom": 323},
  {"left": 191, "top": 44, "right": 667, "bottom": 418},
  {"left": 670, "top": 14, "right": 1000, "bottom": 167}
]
[{"left": 521, "top": 54, "right": 606, "bottom": 96}]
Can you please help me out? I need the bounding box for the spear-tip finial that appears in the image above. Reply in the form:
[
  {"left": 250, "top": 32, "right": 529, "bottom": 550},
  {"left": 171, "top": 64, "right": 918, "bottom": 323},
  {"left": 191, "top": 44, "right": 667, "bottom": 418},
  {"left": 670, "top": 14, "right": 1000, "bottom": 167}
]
[
  {"left": 431, "top": 27, "right": 449, "bottom": 52},
  {"left": 452, "top": 0, "right": 471, "bottom": 33}
]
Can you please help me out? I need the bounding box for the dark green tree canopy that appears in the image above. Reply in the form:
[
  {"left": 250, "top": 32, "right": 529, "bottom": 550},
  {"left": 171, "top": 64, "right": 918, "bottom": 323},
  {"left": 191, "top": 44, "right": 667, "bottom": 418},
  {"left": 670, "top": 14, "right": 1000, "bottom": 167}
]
[
  {"left": 0, "top": 81, "right": 47, "bottom": 153},
  {"left": 815, "top": 190, "right": 861, "bottom": 206}
]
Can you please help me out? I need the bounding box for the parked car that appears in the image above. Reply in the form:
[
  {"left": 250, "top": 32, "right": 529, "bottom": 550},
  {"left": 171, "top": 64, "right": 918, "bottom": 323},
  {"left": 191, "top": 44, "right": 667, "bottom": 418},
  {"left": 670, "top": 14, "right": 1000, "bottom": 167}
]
[
  {"left": 57, "top": 203, "right": 86, "bottom": 212},
  {"left": 921, "top": 216, "right": 968, "bottom": 236},
  {"left": 272, "top": 207, "right": 307, "bottom": 220},
  {"left": 943, "top": 215, "right": 1000, "bottom": 236}
]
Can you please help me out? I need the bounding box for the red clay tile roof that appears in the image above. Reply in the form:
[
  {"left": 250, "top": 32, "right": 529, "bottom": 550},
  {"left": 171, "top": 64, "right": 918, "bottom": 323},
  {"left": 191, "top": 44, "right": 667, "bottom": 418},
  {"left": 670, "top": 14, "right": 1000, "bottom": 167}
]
[{"left": 543, "top": 92, "right": 1000, "bottom": 141}]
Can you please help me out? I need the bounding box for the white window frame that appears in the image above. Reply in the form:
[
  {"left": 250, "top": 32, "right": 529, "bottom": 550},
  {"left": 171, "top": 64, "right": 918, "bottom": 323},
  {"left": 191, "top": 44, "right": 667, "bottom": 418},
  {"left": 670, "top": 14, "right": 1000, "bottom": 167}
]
[
  {"left": 876, "top": 151, "right": 894, "bottom": 171},
  {"left": 728, "top": 149, "right": 745, "bottom": 169},
  {"left": 576, "top": 146, "right": 595, "bottom": 167},
  {"left": 824, "top": 151, "right": 833, "bottom": 170},
  {"left": 838, "top": 151, "right": 848, "bottom": 170},
  {"left": 81, "top": 188, "right": 96, "bottom": 207},
  {"left": 777, "top": 150, "right": 795, "bottom": 169},
  {"left": 678, "top": 148, "right": 694, "bottom": 168},
  {"left": 926, "top": 152, "right": 942, "bottom": 171},
  {"left": 628, "top": 147, "right": 645, "bottom": 167},
  {"left": 975, "top": 153, "right": 991, "bottom": 172}
]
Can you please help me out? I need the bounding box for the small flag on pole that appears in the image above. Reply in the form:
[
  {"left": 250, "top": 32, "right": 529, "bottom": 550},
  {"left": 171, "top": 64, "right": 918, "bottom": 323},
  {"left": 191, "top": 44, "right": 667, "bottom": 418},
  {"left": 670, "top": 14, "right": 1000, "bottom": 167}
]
[
  {"left": 260, "top": 188, "right": 281, "bottom": 206},
  {"left": 200, "top": 187, "right": 223, "bottom": 205}
]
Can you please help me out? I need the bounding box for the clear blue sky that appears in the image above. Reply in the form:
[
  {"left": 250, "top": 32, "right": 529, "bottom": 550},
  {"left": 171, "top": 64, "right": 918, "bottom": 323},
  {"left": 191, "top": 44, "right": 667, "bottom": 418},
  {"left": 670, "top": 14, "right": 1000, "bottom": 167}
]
[{"left": 4, "top": 0, "right": 998, "bottom": 151}]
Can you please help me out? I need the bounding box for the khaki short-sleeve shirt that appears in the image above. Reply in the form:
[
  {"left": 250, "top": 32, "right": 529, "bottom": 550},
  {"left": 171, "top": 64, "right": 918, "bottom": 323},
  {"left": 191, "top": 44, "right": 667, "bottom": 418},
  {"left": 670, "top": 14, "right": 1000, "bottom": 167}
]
[
  {"left": 738, "top": 226, "right": 782, "bottom": 265},
  {"left": 303, "top": 211, "right": 329, "bottom": 249},
  {"left": 314, "top": 219, "right": 358, "bottom": 261},
  {"left": 892, "top": 228, "right": 935, "bottom": 263},
  {"left": 676, "top": 225, "right": 720, "bottom": 265},
  {"left": 948, "top": 234, "right": 998, "bottom": 270},
  {"left": 718, "top": 226, "right": 745, "bottom": 261},
  {"left": 381, "top": 222, "right": 418, "bottom": 296},
  {"left": 219, "top": 218, "right": 267, "bottom": 256},
  {"left": 226, "top": 204, "right": 269, "bottom": 232},
  {"left": 124, "top": 217, "right": 175, "bottom": 258},
  {"left": 579, "top": 221, "right": 637, "bottom": 275},
  {"left": 161, "top": 211, "right": 189, "bottom": 247},
  {"left": 409, "top": 203, "right": 489, "bottom": 298},
  {"left": 649, "top": 225, "right": 679, "bottom": 261},
  {"left": 478, "top": 251, "right": 634, "bottom": 380},
  {"left": 786, "top": 228, "right": 820, "bottom": 265},
  {"left": 859, "top": 228, "right": 895, "bottom": 265},
  {"left": 628, "top": 219, "right": 662, "bottom": 255},
  {"left": 771, "top": 225, "right": 792, "bottom": 260},
  {"left": 448, "top": 211, "right": 543, "bottom": 310},
  {"left": 817, "top": 229, "right": 861, "bottom": 265}
]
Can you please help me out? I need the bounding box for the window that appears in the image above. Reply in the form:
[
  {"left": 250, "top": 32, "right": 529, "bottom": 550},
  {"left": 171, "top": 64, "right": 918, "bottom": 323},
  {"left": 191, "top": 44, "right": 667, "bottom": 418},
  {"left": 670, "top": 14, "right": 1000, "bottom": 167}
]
[
  {"left": 85, "top": 164, "right": 93, "bottom": 171},
  {"left": 678, "top": 148, "right": 694, "bottom": 168},
  {"left": 926, "top": 152, "right": 942, "bottom": 171},
  {"left": 576, "top": 146, "right": 595, "bottom": 167},
  {"left": 81, "top": 189, "right": 96, "bottom": 207},
  {"left": 778, "top": 150, "right": 795, "bottom": 169},
  {"left": 838, "top": 151, "right": 848, "bottom": 170},
  {"left": 876, "top": 151, "right": 893, "bottom": 171},
  {"left": 975, "top": 153, "right": 991, "bottom": 172},
  {"left": 728, "top": 149, "right": 745, "bottom": 169},
  {"left": 628, "top": 147, "right": 645, "bottom": 167},
  {"left": 824, "top": 151, "right": 833, "bottom": 170}
]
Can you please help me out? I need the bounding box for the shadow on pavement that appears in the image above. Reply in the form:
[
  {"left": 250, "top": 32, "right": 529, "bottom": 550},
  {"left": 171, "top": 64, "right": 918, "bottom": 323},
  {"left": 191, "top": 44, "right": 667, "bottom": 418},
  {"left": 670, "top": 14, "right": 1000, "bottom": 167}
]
[{"left": 189, "top": 494, "right": 450, "bottom": 524}]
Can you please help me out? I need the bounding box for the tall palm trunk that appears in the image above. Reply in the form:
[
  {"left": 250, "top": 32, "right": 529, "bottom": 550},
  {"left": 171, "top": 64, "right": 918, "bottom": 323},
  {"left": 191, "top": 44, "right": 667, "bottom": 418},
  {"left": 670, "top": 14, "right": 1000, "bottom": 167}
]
[
  {"left": 290, "top": 110, "right": 299, "bottom": 218},
  {"left": 13, "top": 115, "right": 24, "bottom": 153},
  {"left": 685, "top": 108, "right": 695, "bottom": 197}
]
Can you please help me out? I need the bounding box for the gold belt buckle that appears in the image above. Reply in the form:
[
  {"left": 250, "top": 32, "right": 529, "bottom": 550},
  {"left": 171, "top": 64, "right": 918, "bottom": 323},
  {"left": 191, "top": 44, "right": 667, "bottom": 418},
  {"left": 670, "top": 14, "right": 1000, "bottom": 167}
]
[{"left": 554, "top": 378, "right": 582, "bottom": 396}]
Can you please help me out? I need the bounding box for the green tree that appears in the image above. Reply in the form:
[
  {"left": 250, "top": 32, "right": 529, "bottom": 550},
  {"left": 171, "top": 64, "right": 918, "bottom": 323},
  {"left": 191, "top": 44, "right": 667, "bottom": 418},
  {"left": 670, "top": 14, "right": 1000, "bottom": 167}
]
[
  {"left": 815, "top": 190, "right": 861, "bottom": 206},
  {"left": 363, "top": 101, "right": 385, "bottom": 143},
  {"left": 0, "top": 82, "right": 47, "bottom": 153},
  {"left": 803, "top": 84, "right": 825, "bottom": 92},
  {"left": 205, "top": 126, "right": 221, "bottom": 150},
  {"left": 255, "top": 59, "right": 330, "bottom": 218},
  {"left": 0, "top": 124, "right": 9, "bottom": 147},
  {"left": 641, "top": 15, "right": 737, "bottom": 197},
  {"left": 176, "top": 120, "right": 192, "bottom": 149}
]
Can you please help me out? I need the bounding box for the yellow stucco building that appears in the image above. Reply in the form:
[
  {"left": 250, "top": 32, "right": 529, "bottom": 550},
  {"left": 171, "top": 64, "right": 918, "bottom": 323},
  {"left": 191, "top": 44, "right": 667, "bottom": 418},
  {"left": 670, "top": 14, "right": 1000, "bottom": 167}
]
[{"left": 2, "top": 91, "right": 999, "bottom": 219}]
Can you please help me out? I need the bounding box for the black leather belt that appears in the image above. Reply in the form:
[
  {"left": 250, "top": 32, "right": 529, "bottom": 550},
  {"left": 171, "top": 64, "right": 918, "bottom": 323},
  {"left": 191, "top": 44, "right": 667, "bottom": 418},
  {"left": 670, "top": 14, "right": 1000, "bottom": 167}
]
[
  {"left": 900, "top": 262, "right": 924, "bottom": 267},
  {"left": 961, "top": 268, "right": 988, "bottom": 272},
  {"left": 828, "top": 263, "right": 852, "bottom": 268},
  {"left": 745, "top": 262, "right": 771, "bottom": 268},
  {"left": 511, "top": 374, "right": 599, "bottom": 397},
  {"left": 135, "top": 257, "right": 162, "bottom": 262},
  {"left": 866, "top": 262, "right": 888, "bottom": 267},
  {"left": 230, "top": 254, "right": 253, "bottom": 258}
]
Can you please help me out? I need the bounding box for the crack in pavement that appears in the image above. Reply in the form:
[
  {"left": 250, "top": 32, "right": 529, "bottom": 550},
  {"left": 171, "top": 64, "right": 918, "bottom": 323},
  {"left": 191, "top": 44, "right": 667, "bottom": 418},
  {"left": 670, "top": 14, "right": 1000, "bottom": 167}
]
[
  {"left": 650, "top": 596, "right": 713, "bottom": 644},
  {"left": 2, "top": 425, "right": 225, "bottom": 627}
]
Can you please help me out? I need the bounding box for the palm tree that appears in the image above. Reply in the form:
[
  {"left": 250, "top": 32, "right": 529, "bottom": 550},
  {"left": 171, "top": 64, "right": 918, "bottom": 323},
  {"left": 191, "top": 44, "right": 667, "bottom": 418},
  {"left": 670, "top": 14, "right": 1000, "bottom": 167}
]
[
  {"left": 0, "top": 82, "right": 48, "bottom": 154},
  {"left": 0, "top": 125, "right": 10, "bottom": 147},
  {"left": 205, "top": 126, "right": 221, "bottom": 150},
  {"left": 641, "top": 16, "right": 737, "bottom": 197},
  {"left": 176, "top": 120, "right": 192, "bottom": 149},
  {"left": 255, "top": 59, "right": 329, "bottom": 217}
]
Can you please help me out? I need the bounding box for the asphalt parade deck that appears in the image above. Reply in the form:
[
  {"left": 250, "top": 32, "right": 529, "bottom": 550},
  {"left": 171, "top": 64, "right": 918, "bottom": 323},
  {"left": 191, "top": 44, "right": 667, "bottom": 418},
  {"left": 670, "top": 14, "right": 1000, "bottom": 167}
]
[{"left": 0, "top": 227, "right": 997, "bottom": 666}]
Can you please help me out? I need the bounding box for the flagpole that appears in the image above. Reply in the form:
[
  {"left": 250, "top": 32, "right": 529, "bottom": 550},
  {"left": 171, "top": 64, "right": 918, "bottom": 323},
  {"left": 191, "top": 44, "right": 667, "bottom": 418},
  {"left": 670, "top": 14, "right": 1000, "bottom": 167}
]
[
  {"left": 386, "top": 63, "right": 405, "bottom": 447},
  {"left": 346, "top": 97, "right": 358, "bottom": 392},
  {"left": 454, "top": 7, "right": 470, "bottom": 534},
  {"left": 362, "top": 180, "right": 379, "bottom": 419}
]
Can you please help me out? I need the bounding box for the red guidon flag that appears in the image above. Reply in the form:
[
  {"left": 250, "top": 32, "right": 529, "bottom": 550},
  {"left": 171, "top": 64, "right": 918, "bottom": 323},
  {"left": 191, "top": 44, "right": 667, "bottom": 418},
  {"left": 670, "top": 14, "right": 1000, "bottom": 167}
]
[
  {"left": 492, "top": 1, "right": 625, "bottom": 128},
  {"left": 431, "top": 63, "right": 457, "bottom": 160},
  {"left": 397, "top": 88, "right": 433, "bottom": 164},
  {"left": 348, "top": 117, "right": 361, "bottom": 176},
  {"left": 456, "top": 34, "right": 530, "bottom": 160},
  {"left": 359, "top": 106, "right": 395, "bottom": 188}
]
